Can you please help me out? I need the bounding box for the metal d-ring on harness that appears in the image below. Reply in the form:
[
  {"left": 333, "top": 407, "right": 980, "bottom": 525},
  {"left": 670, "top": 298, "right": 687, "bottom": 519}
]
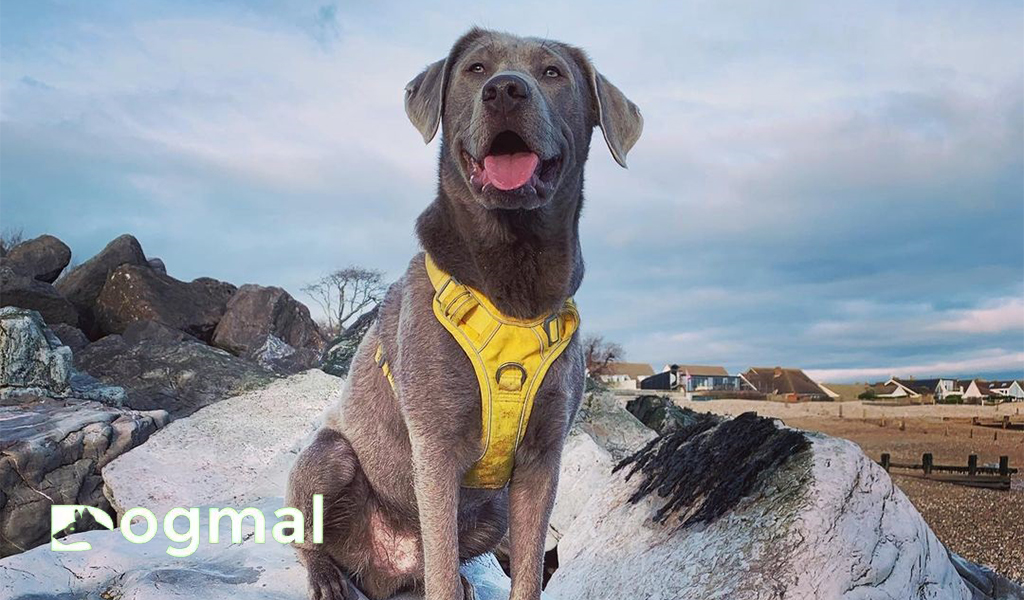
[{"left": 375, "top": 254, "right": 580, "bottom": 489}]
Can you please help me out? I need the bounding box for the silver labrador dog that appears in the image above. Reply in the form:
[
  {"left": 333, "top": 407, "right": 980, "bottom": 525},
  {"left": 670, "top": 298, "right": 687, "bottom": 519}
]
[{"left": 287, "top": 28, "right": 642, "bottom": 600}]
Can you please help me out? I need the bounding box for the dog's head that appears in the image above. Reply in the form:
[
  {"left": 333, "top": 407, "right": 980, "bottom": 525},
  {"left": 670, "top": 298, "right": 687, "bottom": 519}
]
[{"left": 405, "top": 28, "right": 643, "bottom": 211}]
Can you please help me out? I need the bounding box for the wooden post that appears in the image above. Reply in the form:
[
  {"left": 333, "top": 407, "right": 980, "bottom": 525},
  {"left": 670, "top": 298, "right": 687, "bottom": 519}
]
[
  {"left": 968, "top": 455, "right": 978, "bottom": 477},
  {"left": 881, "top": 453, "right": 891, "bottom": 472},
  {"left": 923, "top": 453, "right": 933, "bottom": 476},
  {"left": 999, "top": 456, "right": 1010, "bottom": 477},
  {"left": 970, "top": 427, "right": 974, "bottom": 439},
  {"left": 1004, "top": 416, "right": 1011, "bottom": 430}
]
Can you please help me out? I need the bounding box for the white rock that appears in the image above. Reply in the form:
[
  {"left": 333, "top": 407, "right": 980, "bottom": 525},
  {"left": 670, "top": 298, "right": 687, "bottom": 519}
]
[{"left": 102, "top": 370, "right": 344, "bottom": 516}]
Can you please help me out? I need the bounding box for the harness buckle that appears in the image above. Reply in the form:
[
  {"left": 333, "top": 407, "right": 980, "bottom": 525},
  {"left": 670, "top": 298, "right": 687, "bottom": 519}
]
[
  {"left": 543, "top": 313, "right": 561, "bottom": 345},
  {"left": 495, "top": 362, "right": 528, "bottom": 392}
]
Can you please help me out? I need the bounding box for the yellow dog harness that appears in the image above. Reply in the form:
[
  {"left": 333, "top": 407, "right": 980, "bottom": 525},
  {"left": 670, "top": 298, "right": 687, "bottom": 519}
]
[{"left": 375, "top": 254, "right": 580, "bottom": 489}]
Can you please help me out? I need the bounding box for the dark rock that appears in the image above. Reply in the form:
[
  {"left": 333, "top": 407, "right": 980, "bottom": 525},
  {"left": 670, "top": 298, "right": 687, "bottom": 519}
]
[
  {"left": 242, "top": 334, "right": 320, "bottom": 375},
  {"left": 625, "top": 394, "right": 712, "bottom": 435},
  {"left": 50, "top": 323, "right": 90, "bottom": 353},
  {"left": 2, "top": 234, "right": 71, "bottom": 283},
  {"left": 146, "top": 256, "right": 167, "bottom": 274},
  {"left": 320, "top": 305, "right": 378, "bottom": 377},
  {"left": 0, "top": 395, "right": 166, "bottom": 557},
  {"left": 211, "top": 284, "right": 324, "bottom": 355},
  {"left": 93, "top": 265, "right": 236, "bottom": 342},
  {"left": 74, "top": 335, "right": 275, "bottom": 418},
  {"left": 54, "top": 234, "right": 148, "bottom": 338},
  {"left": 121, "top": 319, "right": 200, "bottom": 346},
  {"left": 0, "top": 267, "right": 79, "bottom": 327}
]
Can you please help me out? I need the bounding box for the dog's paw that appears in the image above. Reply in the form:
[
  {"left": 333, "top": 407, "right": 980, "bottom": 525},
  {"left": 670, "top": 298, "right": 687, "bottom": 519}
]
[
  {"left": 460, "top": 573, "right": 476, "bottom": 600},
  {"left": 306, "top": 557, "right": 359, "bottom": 600}
]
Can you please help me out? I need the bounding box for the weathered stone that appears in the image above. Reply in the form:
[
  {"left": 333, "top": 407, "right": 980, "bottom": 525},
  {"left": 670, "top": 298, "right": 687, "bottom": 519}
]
[
  {"left": 546, "top": 395, "right": 1023, "bottom": 600},
  {"left": 570, "top": 389, "right": 656, "bottom": 461},
  {"left": 93, "top": 265, "right": 236, "bottom": 342},
  {"left": 147, "top": 256, "right": 167, "bottom": 274},
  {"left": 104, "top": 370, "right": 342, "bottom": 517},
  {"left": 55, "top": 234, "right": 148, "bottom": 338},
  {"left": 321, "top": 305, "right": 378, "bottom": 377},
  {"left": 0, "top": 496, "right": 537, "bottom": 600},
  {"left": 625, "top": 394, "right": 715, "bottom": 434},
  {"left": 49, "top": 323, "right": 90, "bottom": 353},
  {"left": 0, "top": 267, "right": 78, "bottom": 327},
  {"left": 0, "top": 396, "right": 166, "bottom": 557},
  {"left": 2, "top": 234, "right": 71, "bottom": 283},
  {"left": 0, "top": 306, "right": 72, "bottom": 399},
  {"left": 242, "top": 334, "right": 320, "bottom": 375},
  {"left": 74, "top": 334, "right": 275, "bottom": 418},
  {"left": 121, "top": 319, "right": 200, "bottom": 346},
  {"left": 212, "top": 284, "right": 324, "bottom": 356}
]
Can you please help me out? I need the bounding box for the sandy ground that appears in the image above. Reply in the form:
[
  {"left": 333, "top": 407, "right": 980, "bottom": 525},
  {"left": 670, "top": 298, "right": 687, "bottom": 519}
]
[{"left": 642, "top": 394, "right": 1024, "bottom": 582}]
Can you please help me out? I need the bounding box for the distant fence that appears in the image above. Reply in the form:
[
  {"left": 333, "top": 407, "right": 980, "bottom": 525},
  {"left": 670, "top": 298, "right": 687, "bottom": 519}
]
[
  {"left": 879, "top": 453, "right": 1017, "bottom": 491},
  {"left": 971, "top": 416, "right": 1024, "bottom": 430}
]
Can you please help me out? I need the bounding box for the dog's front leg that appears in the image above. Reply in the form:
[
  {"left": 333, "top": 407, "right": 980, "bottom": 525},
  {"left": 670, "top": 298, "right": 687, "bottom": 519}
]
[
  {"left": 507, "top": 453, "right": 561, "bottom": 600},
  {"left": 412, "top": 438, "right": 466, "bottom": 600}
]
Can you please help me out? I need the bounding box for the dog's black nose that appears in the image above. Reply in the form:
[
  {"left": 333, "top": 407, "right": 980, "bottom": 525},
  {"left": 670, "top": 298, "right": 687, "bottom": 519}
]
[{"left": 482, "top": 73, "right": 530, "bottom": 112}]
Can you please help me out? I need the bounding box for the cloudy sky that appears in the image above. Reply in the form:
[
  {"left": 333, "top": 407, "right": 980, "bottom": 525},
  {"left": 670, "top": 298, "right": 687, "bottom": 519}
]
[{"left": 2, "top": 1, "right": 1022, "bottom": 382}]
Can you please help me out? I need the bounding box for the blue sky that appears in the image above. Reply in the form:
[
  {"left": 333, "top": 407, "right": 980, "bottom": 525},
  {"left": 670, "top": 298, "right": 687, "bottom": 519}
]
[{"left": 1, "top": 1, "right": 1022, "bottom": 382}]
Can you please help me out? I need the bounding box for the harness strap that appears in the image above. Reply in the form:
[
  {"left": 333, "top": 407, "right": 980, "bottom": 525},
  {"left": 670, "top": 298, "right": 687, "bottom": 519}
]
[{"left": 375, "top": 254, "right": 580, "bottom": 489}]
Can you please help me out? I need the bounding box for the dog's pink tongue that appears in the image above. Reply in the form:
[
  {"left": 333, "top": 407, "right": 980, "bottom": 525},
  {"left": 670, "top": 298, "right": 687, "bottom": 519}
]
[{"left": 482, "top": 153, "right": 539, "bottom": 191}]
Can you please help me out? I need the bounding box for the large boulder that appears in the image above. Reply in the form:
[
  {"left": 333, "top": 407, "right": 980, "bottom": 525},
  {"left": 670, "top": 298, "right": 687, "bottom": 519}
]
[
  {"left": 1, "top": 234, "right": 71, "bottom": 283},
  {"left": 49, "top": 323, "right": 90, "bottom": 353},
  {"left": 0, "top": 396, "right": 167, "bottom": 557},
  {"left": 321, "top": 305, "right": 378, "bottom": 377},
  {"left": 0, "top": 306, "right": 72, "bottom": 399},
  {"left": 546, "top": 392, "right": 1023, "bottom": 600},
  {"left": 625, "top": 394, "right": 712, "bottom": 434},
  {"left": 74, "top": 332, "right": 276, "bottom": 418},
  {"left": 0, "top": 496, "right": 540, "bottom": 600},
  {"left": 212, "top": 284, "right": 324, "bottom": 356},
  {"left": 242, "top": 333, "right": 321, "bottom": 375},
  {"left": 103, "top": 370, "right": 342, "bottom": 517},
  {"left": 55, "top": 234, "right": 148, "bottom": 337},
  {"left": 0, "top": 267, "right": 78, "bottom": 326},
  {"left": 93, "top": 265, "right": 236, "bottom": 342}
]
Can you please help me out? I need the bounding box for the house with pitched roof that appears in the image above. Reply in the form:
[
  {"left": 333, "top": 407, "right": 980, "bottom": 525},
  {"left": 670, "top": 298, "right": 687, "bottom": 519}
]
[
  {"left": 596, "top": 362, "right": 655, "bottom": 390},
  {"left": 741, "top": 367, "right": 831, "bottom": 401},
  {"left": 989, "top": 380, "right": 1024, "bottom": 401},
  {"left": 640, "top": 364, "right": 744, "bottom": 396}
]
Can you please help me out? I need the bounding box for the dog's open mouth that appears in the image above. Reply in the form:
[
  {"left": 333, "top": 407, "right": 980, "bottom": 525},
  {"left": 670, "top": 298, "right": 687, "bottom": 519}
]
[{"left": 463, "top": 131, "right": 562, "bottom": 198}]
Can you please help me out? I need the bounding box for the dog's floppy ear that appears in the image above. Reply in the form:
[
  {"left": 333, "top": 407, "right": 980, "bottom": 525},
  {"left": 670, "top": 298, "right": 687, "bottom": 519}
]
[
  {"left": 404, "top": 29, "right": 484, "bottom": 144},
  {"left": 573, "top": 53, "right": 643, "bottom": 168}
]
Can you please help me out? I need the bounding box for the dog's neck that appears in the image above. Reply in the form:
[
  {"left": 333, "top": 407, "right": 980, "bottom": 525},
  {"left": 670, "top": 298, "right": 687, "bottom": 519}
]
[{"left": 416, "top": 166, "right": 585, "bottom": 321}]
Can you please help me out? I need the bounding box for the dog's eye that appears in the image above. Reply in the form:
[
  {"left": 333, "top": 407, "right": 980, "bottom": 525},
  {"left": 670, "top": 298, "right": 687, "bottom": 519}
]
[
  {"left": 468, "top": 63, "right": 486, "bottom": 74},
  {"left": 543, "top": 66, "right": 561, "bottom": 78}
]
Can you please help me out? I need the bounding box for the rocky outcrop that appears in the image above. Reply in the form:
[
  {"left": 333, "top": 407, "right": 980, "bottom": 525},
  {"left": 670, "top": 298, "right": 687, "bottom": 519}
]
[
  {"left": 55, "top": 234, "right": 148, "bottom": 337},
  {"left": 94, "top": 265, "right": 236, "bottom": 342},
  {"left": 546, "top": 392, "right": 1023, "bottom": 600},
  {"left": 242, "top": 334, "right": 320, "bottom": 374},
  {"left": 0, "top": 267, "right": 78, "bottom": 327},
  {"left": 49, "top": 323, "right": 90, "bottom": 353},
  {"left": 0, "top": 306, "right": 73, "bottom": 399},
  {"left": 625, "top": 393, "right": 712, "bottom": 434},
  {"left": 0, "top": 496, "right": 536, "bottom": 600},
  {"left": 321, "top": 305, "right": 378, "bottom": 377},
  {"left": 146, "top": 256, "right": 167, "bottom": 274},
  {"left": 1, "top": 234, "right": 71, "bottom": 283},
  {"left": 74, "top": 333, "right": 275, "bottom": 418},
  {"left": 103, "top": 370, "right": 342, "bottom": 517},
  {"left": 0, "top": 396, "right": 167, "bottom": 557},
  {"left": 211, "top": 284, "right": 324, "bottom": 356}
]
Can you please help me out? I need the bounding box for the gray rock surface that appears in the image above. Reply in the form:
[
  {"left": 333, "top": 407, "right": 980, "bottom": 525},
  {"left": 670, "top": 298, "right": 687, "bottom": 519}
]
[
  {"left": 49, "top": 323, "right": 90, "bottom": 353},
  {"left": 54, "top": 234, "right": 148, "bottom": 338},
  {"left": 0, "top": 267, "right": 78, "bottom": 327},
  {"left": 243, "top": 333, "right": 320, "bottom": 375},
  {"left": 547, "top": 392, "right": 1023, "bottom": 600},
  {"left": 321, "top": 305, "right": 378, "bottom": 377},
  {"left": 74, "top": 333, "right": 276, "bottom": 418},
  {"left": 0, "top": 306, "right": 72, "bottom": 399},
  {"left": 103, "top": 370, "right": 343, "bottom": 517},
  {"left": 94, "top": 264, "right": 236, "bottom": 342},
  {"left": 212, "top": 284, "right": 324, "bottom": 356},
  {"left": 146, "top": 256, "right": 167, "bottom": 274},
  {"left": 1, "top": 234, "right": 72, "bottom": 283},
  {"left": 0, "top": 395, "right": 167, "bottom": 557},
  {"left": 0, "top": 496, "right": 539, "bottom": 600},
  {"left": 625, "top": 393, "right": 713, "bottom": 434}
]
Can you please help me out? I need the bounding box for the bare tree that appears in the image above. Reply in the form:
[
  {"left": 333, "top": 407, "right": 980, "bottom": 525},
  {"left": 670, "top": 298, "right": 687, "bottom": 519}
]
[
  {"left": 302, "top": 266, "right": 386, "bottom": 336},
  {"left": 0, "top": 227, "right": 24, "bottom": 256},
  {"left": 582, "top": 334, "right": 624, "bottom": 376}
]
